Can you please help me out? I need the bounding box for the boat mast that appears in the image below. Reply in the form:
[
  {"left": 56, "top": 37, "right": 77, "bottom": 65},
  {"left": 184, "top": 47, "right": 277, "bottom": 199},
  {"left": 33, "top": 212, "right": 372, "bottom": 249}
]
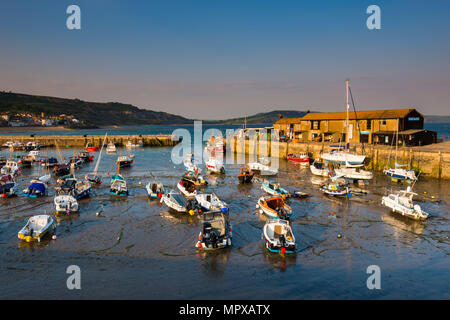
[
  {"left": 94, "top": 133, "right": 107, "bottom": 175},
  {"left": 346, "top": 79, "right": 350, "bottom": 149}
]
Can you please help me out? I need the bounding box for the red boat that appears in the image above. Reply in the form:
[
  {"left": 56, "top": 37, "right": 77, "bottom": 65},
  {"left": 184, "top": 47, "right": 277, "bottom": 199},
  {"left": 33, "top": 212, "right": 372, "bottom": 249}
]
[
  {"left": 85, "top": 143, "right": 98, "bottom": 152},
  {"left": 287, "top": 153, "right": 310, "bottom": 164}
]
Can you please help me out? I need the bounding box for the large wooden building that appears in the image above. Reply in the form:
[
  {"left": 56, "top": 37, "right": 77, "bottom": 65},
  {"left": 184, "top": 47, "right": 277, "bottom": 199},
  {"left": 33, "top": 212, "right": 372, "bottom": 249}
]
[{"left": 274, "top": 108, "right": 436, "bottom": 146}]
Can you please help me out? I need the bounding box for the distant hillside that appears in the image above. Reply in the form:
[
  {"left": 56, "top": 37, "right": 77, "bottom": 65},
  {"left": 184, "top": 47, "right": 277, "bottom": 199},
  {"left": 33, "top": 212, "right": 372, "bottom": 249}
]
[
  {"left": 0, "top": 92, "right": 190, "bottom": 125},
  {"left": 206, "top": 110, "right": 310, "bottom": 125},
  {"left": 424, "top": 115, "right": 450, "bottom": 123}
]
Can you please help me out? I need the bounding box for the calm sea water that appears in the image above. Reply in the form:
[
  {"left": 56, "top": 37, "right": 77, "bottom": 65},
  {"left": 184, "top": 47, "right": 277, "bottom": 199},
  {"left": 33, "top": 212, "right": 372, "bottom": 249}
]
[{"left": 0, "top": 144, "right": 449, "bottom": 299}]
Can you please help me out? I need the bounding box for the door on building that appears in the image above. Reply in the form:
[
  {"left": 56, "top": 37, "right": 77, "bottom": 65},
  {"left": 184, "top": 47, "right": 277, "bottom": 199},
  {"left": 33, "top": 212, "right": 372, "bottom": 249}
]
[{"left": 360, "top": 134, "right": 369, "bottom": 143}]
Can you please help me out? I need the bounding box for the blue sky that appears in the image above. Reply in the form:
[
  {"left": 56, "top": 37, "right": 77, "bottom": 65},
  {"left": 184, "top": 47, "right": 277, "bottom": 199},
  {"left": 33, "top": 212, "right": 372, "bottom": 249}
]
[{"left": 1, "top": 0, "right": 449, "bottom": 118}]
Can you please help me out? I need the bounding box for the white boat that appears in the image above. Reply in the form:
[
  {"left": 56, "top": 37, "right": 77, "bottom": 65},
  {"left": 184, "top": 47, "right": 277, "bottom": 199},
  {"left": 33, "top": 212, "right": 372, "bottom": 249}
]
[
  {"left": 247, "top": 162, "right": 278, "bottom": 175},
  {"left": 38, "top": 174, "right": 51, "bottom": 184},
  {"left": 18, "top": 215, "right": 56, "bottom": 242},
  {"left": 206, "top": 157, "right": 225, "bottom": 174},
  {"left": 184, "top": 153, "right": 202, "bottom": 173},
  {"left": 177, "top": 177, "right": 197, "bottom": 198},
  {"left": 106, "top": 142, "right": 116, "bottom": 153},
  {"left": 125, "top": 140, "right": 143, "bottom": 148},
  {"left": 334, "top": 162, "right": 373, "bottom": 180},
  {"left": 319, "top": 175, "right": 351, "bottom": 197},
  {"left": 160, "top": 190, "right": 197, "bottom": 214},
  {"left": 383, "top": 167, "right": 417, "bottom": 181},
  {"left": 381, "top": 186, "right": 428, "bottom": 220},
  {"left": 204, "top": 136, "right": 224, "bottom": 154},
  {"left": 2, "top": 141, "right": 14, "bottom": 148},
  {"left": 27, "top": 150, "right": 40, "bottom": 161},
  {"left": 195, "top": 211, "right": 232, "bottom": 250},
  {"left": 71, "top": 181, "right": 92, "bottom": 199},
  {"left": 54, "top": 195, "right": 79, "bottom": 214},
  {"left": 195, "top": 193, "right": 228, "bottom": 212},
  {"left": 310, "top": 159, "right": 330, "bottom": 177},
  {"left": 1, "top": 160, "right": 19, "bottom": 176},
  {"left": 146, "top": 179, "right": 165, "bottom": 199},
  {"left": 261, "top": 181, "right": 289, "bottom": 197},
  {"left": 256, "top": 195, "right": 292, "bottom": 219},
  {"left": 110, "top": 174, "right": 128, "bottom": 196},
  {"left": 263, "top": 219, "right": 296, "bottom": 254}
]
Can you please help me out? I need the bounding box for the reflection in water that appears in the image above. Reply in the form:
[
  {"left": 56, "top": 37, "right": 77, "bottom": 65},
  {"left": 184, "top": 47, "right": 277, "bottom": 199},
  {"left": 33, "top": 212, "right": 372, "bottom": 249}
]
[
  {"left": 196, "top": 248, "right": 231, "bottom": 278},
  {"left": 382, "top": 212, "right": 426, "bottom": 235},
  {"left": 263, "top": 246, "right": 297, "bottom": 272}
]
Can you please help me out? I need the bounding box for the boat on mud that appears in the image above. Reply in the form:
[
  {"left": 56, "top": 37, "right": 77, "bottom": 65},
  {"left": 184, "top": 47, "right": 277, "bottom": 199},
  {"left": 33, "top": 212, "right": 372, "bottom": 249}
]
[
  {"left": 146, "top": 179, "right": 165, "bottom": 199},
  {"left": 110, "top": 174, "right": 128, "bottom": 196},
  {"left": 381, "top": 186, "right": 428, "bottom": 220},
  {"left": 0, "top": 174, "right": 17, "bottom": 198},
  {"left": 1, "top": 160, "right": 20, "bottom": 176},
  {"left": 256, "top": 195, "right": 292, "bottom": 219},
  {"left": 205, "top": 157, "right": 225, "bottom": 174},
  {"left": 160, "top": 190, "right": 198, "bottom": 214},
  {"left": 116, "top": 155, "right": 133, "bottom": 168},
  {"left": 195, "top": 193, "right": 228, "bottom": 212},
  {"left": 54, "top": 194, "right": 79, "bottom": 214},
  {"left": 263, "top": 219, "right": 296, "bottom": 254},
  {"left": 261, "top": 181, "right": 290, "bottom": 197},
  {"left": 238, "top": 166, "right": 254, "bottom": 183},
  {"left": 177, "top": 177, "right": 197, "bottom": 198},
  {"left": 18, "top": 215, "right": 56, "bottom": 242},
  {"left": 23, "top": 181, "right": 47, "bottom": 198},
  {"left": 195, "top": 211, "right": 232, "bottom": 250},
  {"left": 287, "top": 152, "right": 310, "bottom": 165},
  {"left": 310, "top": 159, "right": 330, "bottom": 177},
  {"left": 183, "top": 170, "right": 208, "bottom": 186}
]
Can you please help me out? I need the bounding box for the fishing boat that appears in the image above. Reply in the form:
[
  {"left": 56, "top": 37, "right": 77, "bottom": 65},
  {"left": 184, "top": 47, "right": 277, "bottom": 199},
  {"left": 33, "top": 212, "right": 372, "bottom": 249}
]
[
  {"left": 106, "top": 142, "right": 116, "bottom": 153},
  {"left": 77, "top": 151, "right": 94, "bottom": 163},
  {"left": 287, "top": 152, "right": 310, "bottom": 165},
  {"left": 55, "top": 177, "right": 77, "bottom": 195},
  {"left": 85, "top": 143, "right": 98, "bottom": 152},
  {"left": 27, "top": 150, "right": 40, "bottom": 161},
  {"left": 0, "top": 175, "right": 17, "bottom": 198},
  {"left": 195, "top": 211, "right": 232, "bottom": 250},
  {"left": 116, "top": 155, "right": 133, "bottom": 168},
  {"left": 66, "top": 157, "right": 83, "bottom": 169},
  {"left": 125, "top": 140, "right": 143, "bottom": 148},
  {"left": 263, "top": 219, "right": 296, "bottom": 254},
  {"left": 310, "top": 159, "right": 331, "bottom": 177},
  {"left": 177, "top": 177, "right": 197, "bottom": 198},
  {"left": 195, "top": 193, "right": 228, "bottom": 212},
  {"left": 381, "top": 186, "right": 428, "bottom": 220},
  {"left": 204, "top": 136, "right": 225, "bottom": 154},
  {"left": 23, "top": 181, "right": 47, "bottom": 198},
  {"left": 319, "top": 175, "right": 351, "bottom": 197},
  {"left": 18, "top": 155, "right": 34, "bottom": 168},
  {"left": 160, "top": 190, "right": 198, "bottom": 214},
  {"left": 261, "top": 181, "right": 290, "bottom": 197},
  {"left": 85, "top": 133, "right": 107, "bottom": 185},
  {"left": 247, "top": 161, "right": 278, "bottom": 175},
  {"left": 183, "top": 170, "right": 208, "bottom": 186},
  {"left": 205, "top": 157, "right": 225, "bottom": 174},
  {"left": 334, "top": 162, "right": 373, "bottom": 180},
  {"left": 238, "top": 166, "right": 254, "bottom": 183},
  {"left": 256, "top": 196, "right": 292, "bottom": 219},
  {"left": 146, "top": 179, "right": 165, "bottom": 199},
  {"left": 54, "top": 195, "right": 79, "bottom": 214},
  {"left": 18, "top": 215, "right": 56, "bottom": 242},
  {"left": 110, "top": 174, "right": 128, "bottom": 196},
  {"left": 71, "top": 180, "right": 92, "bottom": 199},
  {"left": 1, "top": 160, "right": 20, "bottom": 176}
]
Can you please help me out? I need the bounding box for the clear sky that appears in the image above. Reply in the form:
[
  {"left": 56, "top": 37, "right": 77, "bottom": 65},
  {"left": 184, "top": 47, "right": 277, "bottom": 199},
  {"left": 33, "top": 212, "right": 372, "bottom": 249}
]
[{"left": 1, "top": 0, "right": 449, "bottom": 119}]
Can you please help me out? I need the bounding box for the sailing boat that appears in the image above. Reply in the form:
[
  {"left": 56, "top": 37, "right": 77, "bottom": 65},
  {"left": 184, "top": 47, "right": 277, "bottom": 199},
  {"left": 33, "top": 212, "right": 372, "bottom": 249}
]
[
  {"left": 321, "top": 79, "right": 366, "bottom": 165},
  {"left": 85, "top": 133, "right": 107, "bottom": 185},
  {"left": 383, "top": 128, "right": 417, "bottom": 181}
]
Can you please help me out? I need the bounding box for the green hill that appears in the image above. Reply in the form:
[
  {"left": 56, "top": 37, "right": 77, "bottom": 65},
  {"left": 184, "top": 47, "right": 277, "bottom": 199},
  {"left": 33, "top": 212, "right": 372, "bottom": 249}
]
[
  {"left": 0, "top": 91, "right": 190, "bottom": 125},
  {"left": 206, "top": 110, "right": 310, "bottom": 125}
]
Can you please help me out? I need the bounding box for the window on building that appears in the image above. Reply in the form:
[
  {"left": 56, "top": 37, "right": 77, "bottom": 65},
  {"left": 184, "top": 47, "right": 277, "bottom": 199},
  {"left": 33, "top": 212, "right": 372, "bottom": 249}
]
[
  {"left": 382, "top": 120, "right": 386, "bottom": 126},
  {"left": 367, "top": 120, "right": 371, "bottom": 130},
  {"left": 312, "top": 121, "right": 320, "bottom": 130}
]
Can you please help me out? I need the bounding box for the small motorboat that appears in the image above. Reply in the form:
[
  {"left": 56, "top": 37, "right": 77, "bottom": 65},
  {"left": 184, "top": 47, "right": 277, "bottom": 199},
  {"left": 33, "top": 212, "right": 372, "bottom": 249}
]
[
  {"left": 77, "top": 151, "right": 94, "bottom": 163},
  {"left": 177, "top": 177, "right": 197, "bottom": 198},
  {"left": 247, "top": 161, "right": 278, "bottom": 176},
  {"left": 383, "top": 167, "right": 417, "bottom": 182},
  {"left": 116, "top": 155, "right": 133, "bottom": 168},
  {"left": 85, "top": 173, "right": 102, "bottom": 185},
  {"left": 71, "top": 180, "right": 92, "bottom": 199},
  {"left": 106, "top": 142, "right": 116, "bottom": 153},
  {"left": 381, "top": 186, "right": 428, "bottom": 220},
  {"left": 256, "top": 196, "right": 292, "bottom": 219},
  {"left": 54, "top": 194, "right": 79, "bottom": 214},
  {"left": 27, "top": 150, "right": 40, "bottom": 161},
  {"left": 18, "top": 215, "right": 56, "bottom": 242},
  {"left": 85, "top": 143, "right": 98, "bottom": 152},
  {"left": 55, "top": 177, "right": 77, "bottom": 195},
  {"left": 205, "top": 157, "right": 225, "bottom": 174},
  {"left": 146, "top": 179, "right": 165, "bottom": 199},
  {"left": 263, "top": 219, "right": 296, "bottom": 254},
  {"left": 0, "top": 175, "right": 17, "bottom": 198},
  {"left": 334, "top": 162, "right": 373, "bottom": 180},
  {"left": 66, "top": 157, "right": 83, "bottom": 169},
  {"left": 160, "top": 190, "right": 198, "bottom": 214},
  {"left": 23, "top": 181, "right": 47, "bottom": 198},
  {"left": 287, "top": 152, "right": 310, "bottom": 165},
  {"left": 1, "top": 160, "right": 20, "bottom": 176},
  {"left": 38, "top": 174, "right": 51, "bottom": 184},
  {"left": 238, "top": 166, "right": 254, "bottom": 183},
  {"left": 319, "top": 179, "right": 351, "bottom": 197},
  {"left": 183, "top": 153, "right": 202, "bottom": 173},
  {"left": 125, "top": 140, "right": 144, "bottom": 148},
  {"left": 25, "top": 142, "right": 40, "bottom": 151},
  {"left": 195, "top": 193, "right": 228, "bottom": 212},
  {"left": 40, "top": 157, "right": 59, "bottom": 167},
  {"left": 183, "top": 170, "right": 208, "bottom": 186},
  {"left": 18, "top": 155, "right": 34, "bottom": 168},
  {"left": 110, "top": 174, "right": 128, "bottom": 196},
  {"left": 261, "top": 181, "right": 289, "bottom": 197},
  {"left": 310, "top": 159, "right": 331, "bottom": 177},
  {"left": 195, "top": 211, "right": 232, "bottom": 250},
  {"left": 56, "top": 174, "right": 75, "bottom": 186}
]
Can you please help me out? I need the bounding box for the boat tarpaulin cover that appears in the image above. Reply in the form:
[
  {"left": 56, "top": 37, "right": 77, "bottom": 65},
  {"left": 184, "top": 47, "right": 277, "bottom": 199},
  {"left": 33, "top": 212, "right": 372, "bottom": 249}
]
[{"left": 29, "top": 182, "right": 46, "bottom": 192}]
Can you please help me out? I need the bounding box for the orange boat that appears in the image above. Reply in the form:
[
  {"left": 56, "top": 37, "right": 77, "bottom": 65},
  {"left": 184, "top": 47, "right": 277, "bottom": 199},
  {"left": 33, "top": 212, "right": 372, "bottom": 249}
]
[
  {"left": 238, "top": 166, "right": 254, "bottom": 183},
  {"left": 85, "top": 143, "right": 98, "bottom": 152},
  {"left": 256, "top": 195, "right": 292, "bottom": 219}
]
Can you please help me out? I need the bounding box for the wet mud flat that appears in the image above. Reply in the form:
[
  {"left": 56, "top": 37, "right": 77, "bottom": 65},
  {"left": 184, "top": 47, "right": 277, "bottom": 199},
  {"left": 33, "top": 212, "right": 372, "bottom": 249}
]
[{"left": 0, "top": 147, "right": 449, "bottom": 299}]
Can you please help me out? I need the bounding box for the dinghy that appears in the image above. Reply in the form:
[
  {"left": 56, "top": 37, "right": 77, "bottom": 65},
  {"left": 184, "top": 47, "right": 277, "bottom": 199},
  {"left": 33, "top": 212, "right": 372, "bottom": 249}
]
[
  {"left": 160, "top": 190, "right": 198, "bottom": 214},
  {"left": 381, "top": 186, "right": 428, "bottom": 220},
  {"left": 23, "top": 181, "right": 47, "bottom": 198},
  {"left": 238, "top": 166, "right": 254, "bottom": 183},
  {"left": 261, "top": 181, "right": 289, "bottom": 197},
  {"left": 263, "top": 219, "right": 296, "bottom": 254},
  {"left": 1, "top": 160, "right": 20, "bottom": 176},
  {"left": 85, "top": 143, "right": 98, "bottom": 152},
  {"left": 146, "top": 179, "right": 165, "bottom": 199},
  {"left": 195, "top": 193, "right": 228, "bottom": 212},
  {"left": 54, "top": 195, "right": 79, "bottom": 214},
  {"left": 195, "top": 211, "right": 232, "bottom": 250},
  {"left": 110, "top": 174, "right": 128, "bottom": 196},
  {"left": 319, "top": 175, "right": 351, "bottom": 197},
  {"left": 177, "top": 177, "right": 197, "bottom": 198},
  {"left": 310, "top": 159, "right": 330, "bottom": 177},
  {"left": 116, "top": 155, "right": 133, "bottom": 168},
  {"left": 18, "top": 215, "right": 56, "bottom": 242},
  {"left": 256, "top": 196, "right": 292, "bottom": 219}
]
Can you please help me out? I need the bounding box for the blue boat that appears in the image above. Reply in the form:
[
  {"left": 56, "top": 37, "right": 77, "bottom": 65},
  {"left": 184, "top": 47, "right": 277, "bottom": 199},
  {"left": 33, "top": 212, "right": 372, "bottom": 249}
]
[{"left": 23, "top": 181, "right": 47, "bottom": 198}]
